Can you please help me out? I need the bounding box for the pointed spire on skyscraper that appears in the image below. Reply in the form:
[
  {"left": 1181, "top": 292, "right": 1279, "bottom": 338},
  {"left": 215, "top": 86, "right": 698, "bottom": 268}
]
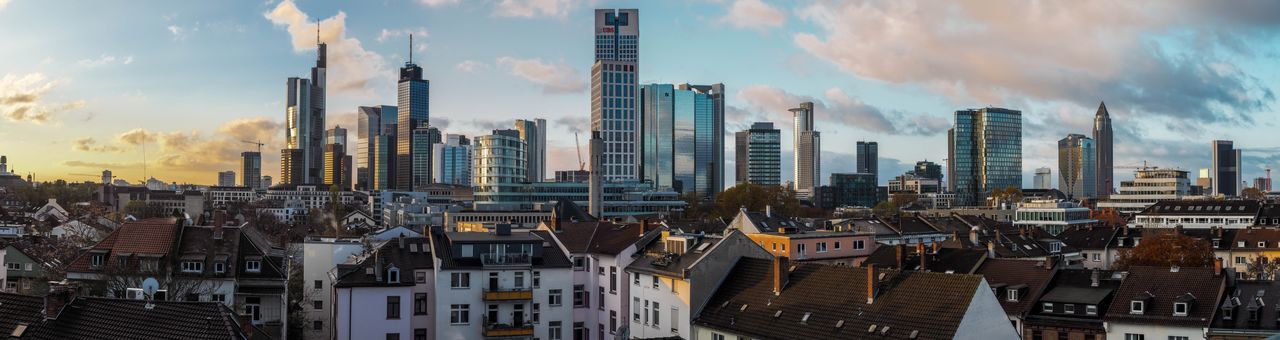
[{"left": 1096, "top": 101, "right": 1109, "bottom": 117}]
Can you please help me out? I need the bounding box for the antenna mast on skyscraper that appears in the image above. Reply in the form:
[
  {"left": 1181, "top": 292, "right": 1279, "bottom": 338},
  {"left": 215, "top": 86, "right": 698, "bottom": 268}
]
[
  {"left": 409, "top": 34, "right": 413, "bottom": 64},
  {"left": 315, "top": 21, "right": 320, "bottom": 45}
]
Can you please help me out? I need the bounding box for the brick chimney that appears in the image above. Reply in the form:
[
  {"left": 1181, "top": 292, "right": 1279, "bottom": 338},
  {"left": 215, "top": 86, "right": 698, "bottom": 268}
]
[
  {"left": 772, "top": 256, "right": 789, "bottom": 295},
  {"left": 1044, "top": 256, "right": 1055, "bottom": 270},
  {"left": 1215, "top": 257, "right": 1224, "bottom": 277},
  {"left": 895, "top": 244, "right": 906, "bottom": 269},
  {"left": 640, "top": 219, "right": 649, "bottom": 237},
  {"left": 916, "top": 242, "right": 927, "bottom": 272},
  {"left": 931, "top": 242, "right": 940, "bottom": 255},
  {"left": 212, "top": 210, "right": 226, "bottom": 240},
  {"left": 986, "top": 242, "right": 996, "bottom": 259},
  {"left": 866, "top": 264, "right": 879, "bottom": 304},
  {"left": 1090, "top": 268, "right": 1100, "bottom": 287},
  {"left": 969, "top": 227, "right": 980, "bottom": 246},
  {"left": 239, "top": 313, "right": 255, "bottom": 338},
  {"left": 44, "top": 281, "right": 79, "bottom": 320}
]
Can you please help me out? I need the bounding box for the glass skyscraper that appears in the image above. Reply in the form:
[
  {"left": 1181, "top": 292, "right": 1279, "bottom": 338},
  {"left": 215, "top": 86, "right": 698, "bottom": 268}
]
[
  {"left": 1212, "top": 140, "right": 1242, "bottom": 197},
  {"left": 951, "top": 107, "right": 1022, "bottom": 205},
  {"left": 241, "top": 151, "right": 261, "bottom": 190},
  {"left": 1058, "top": 134, "right": 1096, "bottom": 199},
  {"left": 433, "top": 134, "right": 473, "bottom": 187},
  {"left": 515, "top": 119, "right": 546, "bottom": 182},
  {"left": 591, "top": 9, "right": 640, "bottom": 182},
  {"left": 640, "top": 83, "right": 724, "bottom": 198},
  {"left": 396, "top": 61, "right": 430, "bottom": 191},
  {"left": 856, "top": 141, "right": 878, "bottom": 180},
  {"left": 473, "top": 130, "right": 527, "bottom": 205},
  {"left": 736, "top": 122, "right": 781, "bottom": 186},
  {"left": 282, "top": 40, "right": 326, "bottom": 185}
]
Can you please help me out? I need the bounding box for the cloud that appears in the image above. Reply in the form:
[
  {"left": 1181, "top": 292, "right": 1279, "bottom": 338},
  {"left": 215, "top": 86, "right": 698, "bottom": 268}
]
[
  {"left": 76, "top": 117, "right": 285, "bottom": 178},
  {"left": 265, "top": 0, "right": 390, "bottom": 95},
  {"left": 553, "top": 116, "right": 589, "bottom": 134},
  {"left": 455, "top": 60, "right": 488, "bottom": 72},
  {"left": 77, "top": 54, "right": 134, "bottom": 68},
  {"left": 73, "top": 138, "right": 122, "bottom": 153},
  {"left": 0, "top": 73, "right": 86, "bottom": 123},
  {"left": 117, "top": 128, "right": 156, "bottom": 146},
  {"left": 495, "top": 57, "right": 586, "bottom": 94},
  {"left": 791, "top": 1, "right": 1278, "bottom": 125},
  {"left": 493, "top": 0, "right": 575, "bottom": 18},
  {"left": 376, "top": 27, "right": 428, "bottom": 43},
  {"left": 735, "top": 85, "right": 946, "bottom": 136},
  {"left": 167, "top": 25, "right": 186, "bottom": 40},
  {"left": 0, "top": 0, "right": 10, "bottom": 11},
  {"left": 719, "top": 0, "right": 786, "bottom": 31},
  {"left": 419, "top": 0, "right": 459, "bottom": 8}
]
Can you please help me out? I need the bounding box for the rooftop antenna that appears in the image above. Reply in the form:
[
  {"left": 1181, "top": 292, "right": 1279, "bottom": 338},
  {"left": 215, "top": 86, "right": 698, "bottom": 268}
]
[
  {"left": 408, "top": 34, "right": 413, "bottom": 64},
  {"left": 315, "top": 21, "right": 320, "bottom": 45}
]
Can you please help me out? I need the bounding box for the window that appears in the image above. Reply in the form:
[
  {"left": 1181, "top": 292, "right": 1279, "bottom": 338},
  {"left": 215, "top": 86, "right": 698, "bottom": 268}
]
[
  {"left": 314, "top": 280, "right": 323, "bottom": 289},
  {"left": 450, "top": 273, "right": 470, "bottom": 288},
  {"left": 245, "top": 260, "right": 261, "bottom": 273},
  {"left": 671, "top": 307, "right": 680, "bottom": 333},
  {"left": 450, "top": 304, "right": 470, "bottom": 324},
  {"left": 533, "top": 271, "right": 541, "bottom": 288},
  {"left": 414, "top": 293, "right": 428, "bottom": 315},
  {"left": 772, "top": 243, "right": 777, "bottom": 251},
  {"left": 1237, "top": 256, "right": 1247, "bottom": 264},
  {"left": 532, "top": 303, "right": 540, "bottom": 323},
  {"left": 1131, "top": 301, "right": 1144, "bottom": 314},
  {"left": 415, "top": 271, "right": 426, "bottom": 283},
  {"left": 1086, "top": 305, "right": 1097, "bottom": 315},
  {"left": 652, "top": 302, "right": 660, "bottom": 327},
  {"left": 313, "top": 320, "right": 323, "bottom": 330},
  {"left": 598, "top": 266, "right": 605, "bottom": 276},
  {"left": 548, "top": 289, "right": 563, "bottom": 306},
  {"left": 514, "top": 272, "right": 525, "bottom": 288},
  {"left": 610, "top": 267, "right": 617, "bottom": 293},
  {"left": 817, "top": 242, "right": 828, "bottom": 253},
  {"left": 652, "top": 275, "right": 660, "bottom": 289},
  {"left": 1064, "top": 304, "right": 1075, "bottom": 314},
  {"left": 1173, "top": 302, "right": 1188, "bottom": 316},
  {"left": 212, "top": 294, "right": 225, "bottom": 303},
  {"left": 598, "top": 287, "right": 605, "bottom": 310},
  {"left": 461, "top": 244, "right": 473, "bottom": 257},
  {"left": 713, "top": 334, "right": 726, "bottom": 340},
  {"left": 5, "top": 263, "right": 19, "bottom": 270},
  {"left": 643, "top": 300, "right": 650, "bottom": 324},
  {"left": 781, "top": 244, "right": 785, "bottom": 251},
  {"left": 1092, "top": 253, "right": 1101, "bottom": 262},
  {"left": 573, "top": 257, "right": 585, "bottom": 270},
  {"left": 387, "top": 268, "right": 400, "bottom": 283},
  {"left": 213, "top": 261, "right": 225, "bottom": 274},
  {"left": 634, "top": 272, "right": 641, "bottom": 285},
  {"left": 1006, "top": 289, "right": 1018, "bottom": 302},
  {"left": 313, "top": 300, "right": 323, "bottom": 310},
  {"left": 414, "top": 329, "right": 427, "bottom": 340},
  {"left": 854, "top": 240, "right": 865, "bottom": 250},
  {"left": 798, "top": 243, "right": 806, "bottom": 254},
  {"left": 609, "top": 310, "right": 617, "bottom": 334},
  {"left": 1169, "top": 337, "right": 1188, "bottom": 340},
  {"left": 385, "top": 333, "right": 399, "bottom": 340},
  {"left": 1043, "top": 302, "right": 1053, "bottom": 313},
  {"left": 91, "top": 254, "right": 104, "bottom": 268},
  {"left": 140, "top": 258, "right": 158, "bottom": 272},
  {"left": 181, "top": 261, "right": 203, "bottom": 273},
  {"left": 574, "top": 285, "right": 587, "bottom": 307},
  {"left": 548, "top": 321, "right": 563, "bottom": 340},
  {"left": 634, "top": 297, "right": 641, "bottom": 320},
  {"left": 387, "top": 296, "right": 400, "bottom": 319},
  {"left": 1123, "top": 334, "right": 1144, "bottom": 340}
]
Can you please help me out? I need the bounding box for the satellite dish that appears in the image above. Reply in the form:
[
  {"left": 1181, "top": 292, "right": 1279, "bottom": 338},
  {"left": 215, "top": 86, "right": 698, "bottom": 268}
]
[{"left": 141, "top": 278, "right": 160, "bottom": 299}]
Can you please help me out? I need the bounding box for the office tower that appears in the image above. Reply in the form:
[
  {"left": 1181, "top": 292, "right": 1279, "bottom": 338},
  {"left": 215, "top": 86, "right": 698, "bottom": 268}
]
[
  {"left": 432, "top": 134, "right": 473, "bottom": 186},
  {"left": 323, "top": 143, "right": 348, "bottom": 190},
  {"left": 1098, "top": 168, "right": 1190, "bottom": 214},
  {"left": 356, "top": 106, "right": 385, "bottom": 191},
  {"left": 1212, "top": 140, "right": 1242, "bottom": 197},
  {"left": 283, "top": 39, "right": 326, "bottom": 185},
  {"left": 1196, "top": 168, "right": 1212, "bottom": 193},
  {"left": 101, "top": 170, "right": 112, "bottom": 185},
  {"left": 396, "top": 38, "right": 430, "bottom": 191},
  {"left": 735, "top": 122, "right": 782, "bottom": 186},
  {"left": 856, "top": 141, "right": 878, "bottom": 178},
  {"left": 217, "top": 171, "right": 236, "bottom": 187},
  {"left": 473, "top": 130, "right": 527, "bottom": 205},
  {"left": 589, "top": 131, "right": 604, "bottom": 217},
  {"left": 1058, "top": 134, "right": 1097, "bottom": 199},
  {"left": 515, "top": 119, "right": 547, "bottom": 182},
  {"left": 241, "top": 151, "right": 262, "bottom": 190},
  {"left": 1255, "top": 177, "right": 1272, "bottom": 192},
  {"left": 281, "top": 149, "right": 305, "bottom": 185},
  {"left": 261, "top": 176, "right": 272, "bottom": 189},
  {"left": 326, "top": 126, "right": 347, "bottom": 147},
  {"left": 591, "top": 8, "right": 640, "bottom": 182},
  {"left": 1093, "top": 102, "right": 1113, "bottom": 198},
  {"left": 373, "top": 133, "right": 396, "bottom": 191},
  {"left": 912, "top": 160, "right": 942, "bottom": 180},
  {"left": 790, "top": 102, "right": 821, "bottom": 198},
  {"left": 1034, "top": 167, "right": 1052, "bottom": 189},
  {"left": 640, "top": 83, "right": 725, "bottom": 197},
  {"left": 951, "top": 107, "right": 1022, "bottom": 205},
  {"left": 946, "top": 128, "right": 955, "bottom": 192}
]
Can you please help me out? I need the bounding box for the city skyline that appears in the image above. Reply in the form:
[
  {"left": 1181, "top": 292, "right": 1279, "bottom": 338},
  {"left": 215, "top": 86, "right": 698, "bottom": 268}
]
[{"left": 3, "top": 1, "right": 1280, "bottom": 188}]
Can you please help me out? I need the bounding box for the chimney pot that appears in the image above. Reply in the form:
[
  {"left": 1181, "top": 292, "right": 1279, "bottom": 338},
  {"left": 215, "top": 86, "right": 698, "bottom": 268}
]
[
  {"left": 44, "top": 281, "right": 79, "bottom": 320},
  {"left": 895, "top": 244, "right": 906, "bottom": 269},
  {"left": 1215, "top": 257, "right": 1225, "bottom": 277},
  {"left": 773, "top": 256, "right": 790, "bottom": 295},
  {"left": 866, "top": 264, "right": 879, "bottom": 304},
  {"left": 986, "top": 242, "right": 996, "bottom": 259},
  {"left": 916, "top": 242, "right": 927, "bottom": 271}
]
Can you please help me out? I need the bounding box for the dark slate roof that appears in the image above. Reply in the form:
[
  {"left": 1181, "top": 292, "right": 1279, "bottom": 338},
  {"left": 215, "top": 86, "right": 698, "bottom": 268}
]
[
  {"left": 1258, "top": 204, "right": 1280, "bottom": 225},
  {"left": 878, "top": 215, "right": 945, "bottom": 235},
  {"left": 1056, "top": 226, "right": 1119, "bottom": 250},
  {"left": 976, "top": 258, "right": 1057, "bottom": 316},
  {"left": 1228, "top": 228, "right": 1280, "bottom": 251},
  {"left": 0, "top": 292, "right": 44, "bottom": 337},
  {"left": 627, "top": 233, "right": 723, "bottom": 278},
  {"left": 430, "top": 231, "right": 572, "bottom": 270},
  {"left": 695, "top": 258, "right": 984, "bottom": 340},
  {"left": 335, "top": 237, "right": 434, "bottom": 288},
  {"left": 736, "top": 210, "right": 805, "bottom": 233},
  {"left": 1212, "top": 280, "right": 1280, "bottom": 331},
  {"left": 1138, "top": 200, "right": 1261, "bottom": 216},
  {"left": 662, "top": 219, "right": 728, "bottom": 235},
  {"left": 861, "top": 244, "right": 987, "bottom": 274},
  {"left": 1104, "top": 266, "right": 1225, "bottom": 327},
  {"left": 552, "top": 220, "right": 658, "bottom": 255},
  {"left": 175, "top": 224, "right": 243, "bottom": 280},
  {"left": 24, "top": 297, "right": 253, "bottom": 340},
  {"left": 551, "top": 199, "right": 596, "bottom": 222}
]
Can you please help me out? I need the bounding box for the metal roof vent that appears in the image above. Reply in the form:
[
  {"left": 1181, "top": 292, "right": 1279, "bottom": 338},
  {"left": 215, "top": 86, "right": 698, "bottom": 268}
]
[
  {"left": 835, "top": 320, "right": 845, "bottom": 328},
  {"left": 867, "top": 324, "right": 877, "bottom": 333},
  {"left": 909, "top": 330, "right": 919, "bottom": 339},
  {"left": 801, "top": 312, "right": 812, "bottom": 324},
  {"left": 880, "top": 326, "right": 891, "bottom": 335},
  {"left": 740, "top": 304, "right": 748, "bottom": 312},
  {"left": 773, "top": 310, "right": 783, "bottom": 318}
]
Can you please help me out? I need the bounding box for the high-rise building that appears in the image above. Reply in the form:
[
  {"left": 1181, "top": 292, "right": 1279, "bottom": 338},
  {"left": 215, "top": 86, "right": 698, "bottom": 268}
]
[
  {"left": 1255, "top": 177, "right": 1272, "bottom": 192},
  {"left": 946, "top": 128, "right": 955, "bottom": 192},
  {"left": 356, "top": 105, "right": 394, "bottom": 191},
  {"left": 515, "top": 119, "right": 547, "bottom": 182},
  {"left": 326, "top": 125, "right": 347, "bottom": 147},
  {"left": 473, "top": 130, "right": 527, "bottom": 205},
  {"left": 790, "top": 102, "right": 821, "bottom": 198},
  {"left": 951, "top": 107, "right": 1022, "bottom": 205},
  {"left": 856, "top": 141, "right": 878, "bottom": 179},
  {"left": 912, "top": 160, "right": 943, "bottom": 181},
  {"left": 324, "top": 143, "right": 349, "bottom": 190},
  {"left": 1212, "top": 140, "right": 1242, "bottom": 197},
  {"left": 1093, "top": 102, "right": 1113, "bottom": 198},
  {"left": 261, "top": 176, "right": 272, "bottom": 189},
  {"left": 217, "top": 171, "right": 236, "bottom": 187},
  {"left": 281, "top": 149, "right": 305, "bottom": 185},
  {"left": 432, "top": 134, "right": 473, "bottom": 186},
  {"left": 639, "top": 83, "right": 725, "bottom": 197},
  {"left": 396, "top": 47, "right": 430, "bottom": 191},
  {"left": 283, "top": 39, "right": 326, "bottom": 185},
  {"left": 735, "top": 122, "right": 781, "bottom": 186},
  {"left": 241, "top": 151, "right": 262, "bottom": 190},
  {"left": 1058, "top": 134, "right": 1097, "bottom": 199},
  {"left": 591, "top": 8, "right": 640, "bottom": 182},
  {"left": 1033, "top": 167, "right": 1052, "bottom": 189},
  {"left": 1098, "top": 169, "right": 1190, "bottom": 214},
  {"left": 1196, "top": 168, "right": 1212, "bottom": 194}
]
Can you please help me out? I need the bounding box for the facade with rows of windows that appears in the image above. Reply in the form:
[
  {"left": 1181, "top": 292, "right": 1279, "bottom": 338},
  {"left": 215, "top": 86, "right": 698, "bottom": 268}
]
[{"left": 950, "top": 107, "right": 1023, "bottom": 206}]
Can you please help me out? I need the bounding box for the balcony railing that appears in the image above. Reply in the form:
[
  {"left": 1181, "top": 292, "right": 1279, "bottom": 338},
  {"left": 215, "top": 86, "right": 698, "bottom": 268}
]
[
  {"left": 480, "top": 253, "right": 532, "bottom": 267},
  {"left": 483, "top": 288, "right": 533, "bottom": 301},
  {"left": 482, "top": 316, "right": 534, "bottom": 338}
]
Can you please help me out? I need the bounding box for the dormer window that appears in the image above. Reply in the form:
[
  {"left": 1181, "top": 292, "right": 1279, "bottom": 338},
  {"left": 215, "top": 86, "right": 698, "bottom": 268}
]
[
  {"left": 245, "top": 260, "right": 261, "bottom": 273},
  {"left": 91, "top": 254, "right": 104, "bottom": 268},
  {"left": 1240, "top": 241, "right": 1247, "bottom": 248},
  {"left": 1086, "top": 305, "right": 1097, "bottom": 315},
  {"left": 1042, "top": 302, "right": 1053, "bottom": 313},
  {"left": 1130, "top": 301, "right": 1145, "bottom": 314},
  {"left": 1174, "top": 302, "right": 1188, "bottom": 316},
  {"left": 181, "top": 261, "right": 204, "bottom": 273},
  {"left": 1261, "top": 242, "right": 1268, "bottom": 248},
  {"left": 214, "top": 262, "right": 226, "bottom": 274},
  {"left": 388, "top": 267, "right": 400, "bottom": 283},
  {"left": 1006, "top": 289, "right": 1018, "bottom": 302},
  {"left": 1064, "top": 304, "right": 1076, "bottom": 314}
]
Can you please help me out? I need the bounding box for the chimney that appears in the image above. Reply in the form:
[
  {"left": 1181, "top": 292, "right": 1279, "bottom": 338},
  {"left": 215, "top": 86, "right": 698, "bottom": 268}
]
[
  {"left": 895, "top": 244, "right": 906, "bottom": 269},
  {"left": 969, "top": 227, "right": 979, "bottom": 246},
  {"left": 588, "top": 131, "right": 604, "bottom": 218},
  {"left": 1019, "top": 227, "right": 1026, "bottom": 238},
  {"left": 44, "top": 281, "right": 79, "bottom": 320},
  {"left": 916, "top": 242, "right": 927, "bottom": 272},
  {"left": 640, "top": 219, "right": 649, "bottom": 237},
  {"left": 239, "top": 313, "right": 255, "bottom": 338},
  {"left": 1090, "top": 268, "right": 1100, "bottom": 287},
  {"left": 1044, "top": 256, "right": 1056, "bottom": 270},
  {"left": 1121, "top": 224, "right": 1129, "bottom": 236},
  {"left": 1215, "top": 257, "right": 1225, "bottom": 277},
  {"left": 986, "top": 242, "right": 996, "bottom": 259},
  {"left": 931, "top": 242, "right": 940, "bottom": 255},
  {"left": 866, "top": 264, "right": 879, "bottom": 304},
  {"left": 1174, "top": 225, "right": 1183, "bottom": 236},
  {"left": 766, "top": 205, "right": 772, "bottom": 218},
  {"left": 772, "top": 256, "right": 790, "bottom": 295},
  {"left": 212, "top": 210, "right": 226, "bottom": 240},
  {"left": 399, "top": 235, "right": 406, "bottom": 249}
]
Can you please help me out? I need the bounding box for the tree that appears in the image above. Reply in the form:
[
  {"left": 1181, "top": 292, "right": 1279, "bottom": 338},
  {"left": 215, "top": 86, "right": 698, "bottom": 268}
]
[
  {"left": 711, "top": 184, "right": 802, "bottom": 219},
  {"left": 1245, "top": 256, "right": 1280, "bottom": 280},
  {"left": 872, "top": 201, "right": 899, "bottom": 217},
  {"left": 1113, "top": 230, "right": 1215, "bottom": 270},
  {"left": 1091, "top": 208, "right": 1128, "bottom": 227},
  {"left": 1243, "top": 187, "right": 1266, "bottom": 200}
]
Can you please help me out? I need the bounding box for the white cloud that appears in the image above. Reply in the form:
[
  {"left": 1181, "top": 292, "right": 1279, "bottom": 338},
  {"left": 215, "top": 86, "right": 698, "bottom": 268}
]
[
  {"left": 376, "top": 27, "right": 428, "bottom": 43},
  {"left": 419, "top": 0, "right": 459, "bottom": 7},
  {"left": 493, "top": 0, "right": 575, "bottom": 18},
  {"left": 495, "top": 57, "right": 585, "bottom": 94},
  {"left": 77, "top": 54, "right": 134, "bottom": 68},
  {"left": 736, "top": 84, "right": 945, "bottom": 135},
  {"left": 166, "top": 25, "right": 185, "bottom": 40},
  {"left": 0, "top": 0, "right": 11, "bottom": 11},
  {"left": 0, "top": 73, "right": 85, "bottom": 123},
  {"left": 719, "top": 0, "right": 786, "bottom": 31},
  {"left": 455, "top": 60, "right": 488, "bottom": 72},
  {"left": 265, "top": 0, "right": 390, "bottom": 95}
]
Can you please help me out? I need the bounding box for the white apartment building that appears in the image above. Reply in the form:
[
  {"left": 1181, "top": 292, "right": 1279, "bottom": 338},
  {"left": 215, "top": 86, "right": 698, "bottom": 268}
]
[
  {"left": 265, "top": 184, "right": 357, "bottom": 210},
  {"left": 1013, "top": 199, "right": 1096, "bottom": 235},
  {"left": 537, "top": 219, "right": 660, "bottom": 340},
  {"left": 204, "top": 186, "right": 255, "bottom": 208},
  {"left": 1098, "top": 169, "right": 1190, "bottom": 214},
  {"left": 333, "top": 237, "right": 436, "bottom": 340},
  {"left": 1131, "top": 200, "right": 1259, "bottom": 229},
  {"left": 301, "top": 237, "right": 366, "bottom": 340}
]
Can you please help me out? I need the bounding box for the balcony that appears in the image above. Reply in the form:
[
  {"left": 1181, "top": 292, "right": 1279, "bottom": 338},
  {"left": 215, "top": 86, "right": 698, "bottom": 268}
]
[
  {"left": 483, "top": 317, "right": 534, "bottom": 338},
  {"left": 483, "top": 288, "right": 533, "bottom": 301},
  {"left": 480, "top": 253, "right": 532, "bottom": 267}
]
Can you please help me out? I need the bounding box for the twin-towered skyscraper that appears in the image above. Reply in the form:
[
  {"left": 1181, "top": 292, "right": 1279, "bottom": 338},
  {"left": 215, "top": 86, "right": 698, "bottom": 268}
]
[{"left": 282, "top": 40, "right": 327, "bottom": 186}]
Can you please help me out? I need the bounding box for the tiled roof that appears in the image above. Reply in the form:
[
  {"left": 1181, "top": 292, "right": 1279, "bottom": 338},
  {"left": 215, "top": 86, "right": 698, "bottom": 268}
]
[
  {"left": 976, "top": 258, "right": 1057, "bottom": 316},
  {"left": 861, "top": 244, "right": 987, "bottom": 274},
  {"left": 1228, "top": 228, "right": 1280, "bottom": 251},
  {"left": 1138, "top": 200, "right": 1260, "bottom": 216},
  {"left": 695, "top": 258, "right": 984, "bottom": 340},
  {"left": 1056, "top": 226, "right": 1119, "bottom": 250},
  {"left": 23, "top": 297, "right": 253, "bottom": 340},
  {"left": 551, "top": 220, "right": 656, "bottom": 255},
  {"left": 1104, "top": 266, "right": 1225, "bottom": 327},
  {"left": 67, "top": 218, "right": 178, "bottom": 272},
  {"left": 335, "top": 237, "right": 434, "bottom": 288},
  {"left": 1212, "top": 280, "right": 1280, "bottom": 331},
  {"left": 0, "top": 292, "right": 43, "bottom": 337}
]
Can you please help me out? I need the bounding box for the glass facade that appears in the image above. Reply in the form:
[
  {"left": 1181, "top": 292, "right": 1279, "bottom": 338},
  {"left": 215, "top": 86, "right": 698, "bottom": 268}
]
[
  {"left": 396, "top": 63, "right": 429, "bottom": 191},
  {"left": 473, "top": 130, "right": 527, "bottom": 204},
  {"left": 791, "top": 103, "right": 820, "bottom": 196},
  {"left": 241, "top": 152, "right": 261, "bottom": 190},
  {"left": 951, "top": 107, "right": 1022, "bottom": 205},
  {"left": 856, "top": 141, "right": 878, "bottom": 179},
  {"left": 373, "top": 134, "right": 395, "bottom": 191},
  {"left": 433, "top": 134, "right": 473, "bottom": 187},
  {"left": 592, "top": 9, "right": 640, "bottom": 182},
  {"left": 736, "top": 122, "right": 781, "bottom": 186},
  {"left": 640, "top": 84, "right": 723, "bottom": 198},
  {"left": 1057, "top": 134, "right": 1096, "bottom": 199},
  {"left": 829, "top": 173, "right": 878, "bottom": 208}
]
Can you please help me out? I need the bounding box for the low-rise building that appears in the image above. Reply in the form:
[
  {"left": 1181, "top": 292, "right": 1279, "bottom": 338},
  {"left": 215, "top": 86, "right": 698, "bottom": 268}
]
[
  {"left": 1132, "top": 200, "right": 1260, "bottom": 229},
  {"left": 3, "top": 244, "right": 52, "bottom": 295},
  {"left": 731, "top": 209, "right": 877, "bottom": 265},
  {"left": 64, "top": 218, "right": 181, "bottom": 297},
  {"left": 265, "top": 184, "right": 358, "bottom": 211},
  {"left": 1104, "top": 266, "right": 1226, "bottom": 340},
  {"left": 1013, "top": 199, "right": 1096, "bottom": 235},
  {"left": 1056, "top": 226, "right": 1120, "bottom": 269},
  {"left": 1209, "top": 279, "right": 1280, "bottom": 339},
  {"left": 538, "top": 218, "right": 661, "bottom": 340},
  {"left": 333, "top": 237, "right": 435, "bottom": 340},
  {"left": 204, "top": 186, "right": 255, "bottom": 208},
  {"left": 173, "top": 213, "right": 289, "bottom": 337},
  {"left": 975, "top": 258, "right": 1058, "bottom": 336},
  {"left": 1022, "top": 268, "right": 1124, "bottom": 340}
]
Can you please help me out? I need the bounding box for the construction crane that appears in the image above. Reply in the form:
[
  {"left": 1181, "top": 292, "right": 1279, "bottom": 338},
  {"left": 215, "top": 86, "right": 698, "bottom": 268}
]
[
  {"left": 241, "top": 140, "right": 264, "bottom": 154},
  {"left": 1113, "top": 160, "right": 1159, "bottom": 171},
  {"left": 574, "top": 132, "right": 585, "bottom": 171}
]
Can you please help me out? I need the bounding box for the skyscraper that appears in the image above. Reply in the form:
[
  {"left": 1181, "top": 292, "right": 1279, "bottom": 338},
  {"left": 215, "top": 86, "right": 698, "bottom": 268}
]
[
  {"left": 951, "top": 107, "right": 1022, "bottom": 205},
  {"left": 326, "top": 126, "right": 347, "bottom": 148},
  {"left": 1033, "top": 167, "right": 1052, "bottom": 189},
  {"left": 515, "top": 119, "right": 547, "bottom": 182},
  {"left": 324, "top": 143, "right": 348, "bottom": 190},
  {"left": 282, "top": 39, "right": 326, "bottom": 185},
  {"left": 735, "top": 122, "right": 781, "bottom": 186},
  {"left": 356, "top": 106, "right": 389, "bottom": 191},
  {"left": 432, "top": 134, "right": 472, "bottom": 186},
  {"left": 396, "top": 40, "right": 430, "bottom": 191},
  {"left": 1212, "top": 140, "right": 1242, "bottom": 197},
  {"left": 912, "top": 160, "right": 942, "bottom": 181},
  {"left": 217, "top": 171, "right": 236, "bottom": 187},
  {"left": 591, "top": 8, "right": 640, "bottom": 182},
  {"left": 946, "top": 128, "right": 955, "bottom": 192},
  {"left": 856, "top": 141, "right": 878, "bottom": 179},
  {"left": 472, "top": 130, "right": 526, "bottom": 205},
  {"left": 791, "top": 102, "right": 820, "bottom": 198},
  {"left": 1093, "top": 102, "right": 1113, "bottom": 198},
  {"left": 241, "top": 151, "right": 261, "bottom": 190},
  {"left": 639, "top": 83, "right": 725, "bottom": 197},
  {"left": 1058, "top": 134, "right": 1097, "bottom": 199},
  {"left": 281, "top": 149, "right": 304, "bottom": 185}
]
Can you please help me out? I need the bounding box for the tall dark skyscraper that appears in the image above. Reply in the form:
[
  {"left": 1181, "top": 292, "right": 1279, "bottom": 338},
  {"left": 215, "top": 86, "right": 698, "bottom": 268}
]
[
  {"left": 591, "top": 8, "right": 640, "bottom": 182},
  {"left": 951, "top": 107, "right": 1022, "bottom": 205},
  {"left": 639, "top": 83, "right": 725, "bottom": 198},
  {"left": 856, "top": 141, "right": 878, "bottom": 179},
  {"left": 241, "top": 151, "right": 261, "bottom": 190},
  {"left": 1212, "top": 140, "right": 1242, "bottom": 197},
  {"left": 396, "top": 36, "right": 430, "bottom": 191},
  {"left": 735, "top": 122, "right": 781, "bottom": 186},
  {"left": 515, "top": 119, "right": 547, "bottom": 182},
  {"left": 1058, "top": 133, "right": 1096, "bottom": 199},
  {"left": 282, "top": 39, "right": 326, "bottom": 185},
  {"left": 1093, "top": 102, "right": 1113, "bottom": 198}
]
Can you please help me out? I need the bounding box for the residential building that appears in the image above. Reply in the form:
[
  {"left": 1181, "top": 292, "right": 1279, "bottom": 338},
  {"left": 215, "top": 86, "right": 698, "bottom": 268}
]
[
  {"left": 833, "top": 215, "right": 952, "bottom": 247},
  {"left": 591, "top": 8, "right": 640, "bottom": 182},
  {"left": 951, "top": 107, "right": 1023, "bottom": 205},
  {"left": 1208, "top": 279, "right": 1280, "bottom": 338},
  {"left": 1055, "top": 226, "right": 1121, "bottom": 269},
  {"left": 397, "top": 52, "right": 431, "bottom": 191},
  {"left": 242, "top": 151, "right": 262, "bottom": 190},
  {"left": 0, "top": 284, "right": 261, "bottom": 339},
  {"left": 265, "top": 183, "right": 358, "bottom": 211},
  {"left": 516, "top": 119, "right": 547, "bottom": 182},
  {"left": 1094, "top": 102, "right": 1113, "bottom": 198},
  {"left": 640, "top": 83, "right": 725, "bottom": 197},
  {"left": 626, "top": 229, "right": 771, "bottom": 339},
  {"left": 333, "top": 237, "right": 435, "bottom": 340},
  {"left": 1013, "top": 199, "right": 1096, "bottom": 236},
  {"left": 217, "top": 171, "right": 236, "bottom": 187},
  {"left": 1097, "top": 168, "right": 1190, "bottom": 214},
  {"left": 734, "top": 122, "right": 781, "bottom": 186},
  {"left": 432, "top": 134, "right": 472, "bottom": 187},
  {"left": 283, "top": 39, "right": 326, "bottom": 185},
  {"left": 538, "top": 218, "right": 661, "bottom": 340},
  {"left": 1021, "top": 268, "right": 1123, "bottom": 340},
  {"left": 1034, "top": 167, "right": 1052, "bottom": 190},
  {"left": 859, "top": 242, "right": 988, "bottom": 274},
  {"left": 3, "top": 245, "right": 51, "bottom": 294},
  {"left": 857, "top": 140, "right": 878, "bottom": 179},
  {"left": 63, "top": 218, "right": 179, "bottom": 297},
  {"left": 1104, "top": 266, "right": 1226, "bottom": 340},
  {"left": 203, "top": 185, "right": 254, "bottom": 209},
  {"left": 99, "top": 186, "right": 205, "bottom": 217},
  {"left": 0, "top": 248, "right": 5, "bottom": 293},
  {"left": 1214, "top": 140, "right": 1243, "bottom": 197},
  {"left": 791, "top": 102, "right": 820, "bottom": 198},
  {"left": 1059, "top": 133, "right": 1097, "bottom": 199},
  {"left": 1198, "top": 168, "right": 1214, "bottom": 195},
  {"left": 1131, "top": 200, "right": 1260, "bottom": 229},
  {"left": 732, "top": 209, "right": 877, "bottom": 265},
  {"left": 693, "top": 257, "right": 1019, "bottom": 340},
  {"left": 974, "top": 258, "right": 1058, "bottom": 336},
  {"left": 174, "top": 214, "right": 288, "bottom": 336},
  {"left": 302, "top": 231, "right": 416, "bottom": 339}
]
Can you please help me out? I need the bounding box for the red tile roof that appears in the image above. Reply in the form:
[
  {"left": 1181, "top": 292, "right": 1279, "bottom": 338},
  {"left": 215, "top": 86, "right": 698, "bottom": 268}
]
[{"left": 67, "top": 218, "right": 178, "bottom": 272}]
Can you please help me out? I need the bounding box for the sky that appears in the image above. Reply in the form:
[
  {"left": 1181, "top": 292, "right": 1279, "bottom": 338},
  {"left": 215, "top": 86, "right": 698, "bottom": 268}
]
[{"left": 1, "top": 0, "right": 1279, "bottom": 189}]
